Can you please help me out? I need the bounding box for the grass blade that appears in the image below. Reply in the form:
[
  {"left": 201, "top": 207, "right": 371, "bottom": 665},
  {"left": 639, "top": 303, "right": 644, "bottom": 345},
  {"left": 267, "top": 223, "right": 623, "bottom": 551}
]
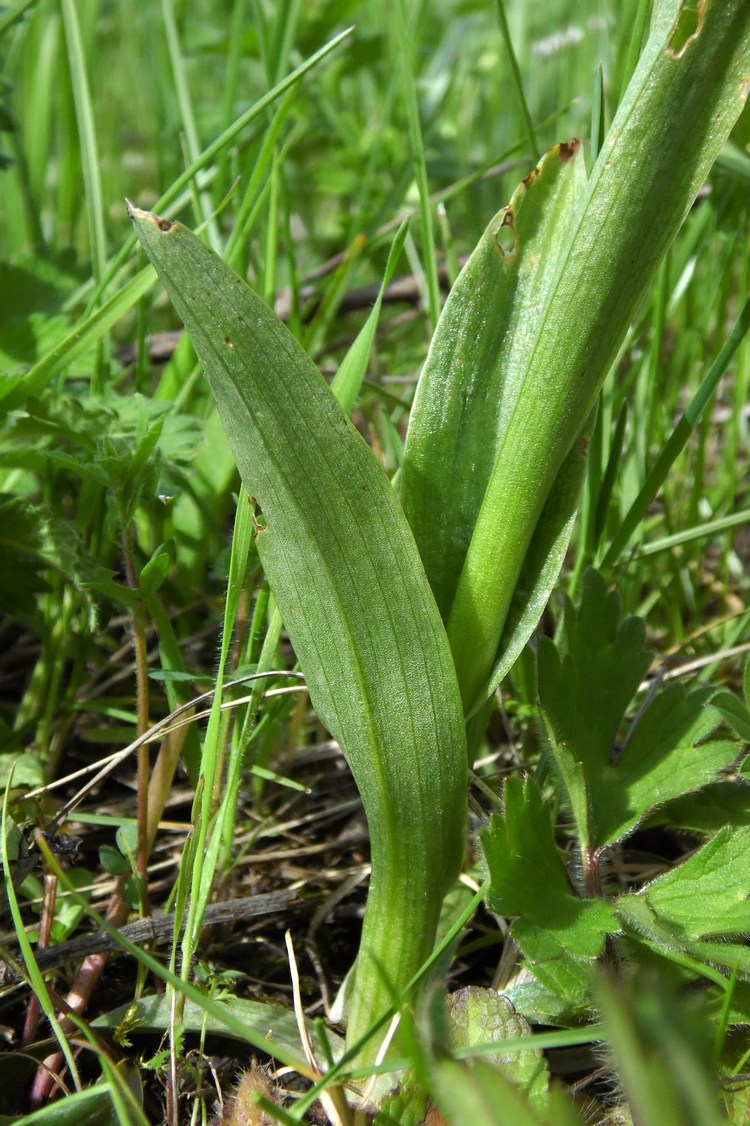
[
  {"left": 602, "top": 292, "right": 750, "bottom": 567},
  {"left": 330, "top": 218, "right": 410, "bottom": 415},
  {"left": 0, "top": 265, "right": 157, "bottom": 413}
]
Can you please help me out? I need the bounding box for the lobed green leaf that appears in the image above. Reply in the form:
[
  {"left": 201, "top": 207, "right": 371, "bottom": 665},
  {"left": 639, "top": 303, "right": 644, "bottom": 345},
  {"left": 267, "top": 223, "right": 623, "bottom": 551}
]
[
  {"left": 482, "top": 776, "right": 616, "bottom": 964},
  {"left": 616, "top": 826, "right": 750, "bottom": 977},
  {"left": 539, "top": 570, "right": 742, "bottom": 849}
]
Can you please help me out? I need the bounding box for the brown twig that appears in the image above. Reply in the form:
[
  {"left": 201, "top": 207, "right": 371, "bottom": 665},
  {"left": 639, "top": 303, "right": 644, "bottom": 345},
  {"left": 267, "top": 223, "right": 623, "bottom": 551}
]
[{"left": 1, "top": 891, "right": 297, "bottom": 985}]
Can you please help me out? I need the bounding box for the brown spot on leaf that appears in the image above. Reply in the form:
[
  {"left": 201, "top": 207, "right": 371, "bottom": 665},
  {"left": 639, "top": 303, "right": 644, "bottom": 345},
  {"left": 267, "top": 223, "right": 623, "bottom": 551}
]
[
  {"left": 157, "top": 217, "right": 174, "bottom": 232},
  {"left": 558, "top": 138, "right": 580, "bottom": 162}
]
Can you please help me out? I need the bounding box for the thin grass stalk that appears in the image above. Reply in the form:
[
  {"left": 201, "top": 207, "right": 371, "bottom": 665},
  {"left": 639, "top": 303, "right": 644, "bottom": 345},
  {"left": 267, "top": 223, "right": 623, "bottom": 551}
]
[
  {"left": 603, "top": 293, "right": 750, "bottom": 567},
  {"left": 392, "top": 0, "right": 441, "bottom": 329},
  {"left": 494, "top": 0, "right": 539, "bottom": 162}
]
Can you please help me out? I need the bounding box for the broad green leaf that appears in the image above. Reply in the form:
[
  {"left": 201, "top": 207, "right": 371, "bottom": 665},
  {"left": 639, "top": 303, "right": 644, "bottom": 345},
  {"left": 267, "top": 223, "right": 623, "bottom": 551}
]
[
  {"left": 539, "top": 570, "right": 741, "bottom": 848},
  {"left": 401, "top": 141, "right": 586, "bottom": 626},
  {"left": 484, "top": 404, "right": 597, "bottom": 705},
  {"left": 593, "top": 688, "right": 738, "bottom": 845},
  {"left": 617, "top": 826, "right": 750, "bottom": 975},
  {"left": 482, "top": 776, "right": 616, "bottom": 963},
  {"left": 642, "top": 779, "right": 750, "bottom": 834},
  {"left": 129, "top": 206, "right": 467, "bottom": 1058},
  {"left": 403, "top": 2, "right": 750, "bottom": 713}
]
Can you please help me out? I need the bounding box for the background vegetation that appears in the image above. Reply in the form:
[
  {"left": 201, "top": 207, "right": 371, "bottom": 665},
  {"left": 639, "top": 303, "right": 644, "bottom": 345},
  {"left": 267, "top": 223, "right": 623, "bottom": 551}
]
[{"left": 1, "top": 0, "right": 750, "bottom": 1122}]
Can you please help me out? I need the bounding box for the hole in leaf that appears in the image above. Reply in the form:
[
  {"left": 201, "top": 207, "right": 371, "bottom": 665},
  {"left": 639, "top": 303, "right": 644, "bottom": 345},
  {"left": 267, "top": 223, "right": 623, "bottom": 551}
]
[
  {"left": 495, "top": 209, "right": 517, "bottom": 262},
  {"left": 668, "top": 0, "right": 702, "bottom": 56}
]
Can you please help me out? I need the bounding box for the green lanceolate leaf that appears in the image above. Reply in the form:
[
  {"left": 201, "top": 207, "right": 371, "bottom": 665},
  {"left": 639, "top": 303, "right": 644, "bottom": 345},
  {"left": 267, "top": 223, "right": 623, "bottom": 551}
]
[
  {"left": 403, "top": 0, "right": 750, "bottom": 715},
  {"left": 330, "top": 218, "right": 409, "bottom": 416},
  {"left": 486, "top": 403, "right": 596, "bottom": 703},
  {"left": 128, "top": 206, "right": 467, "bottom": 1060},
  {"left": 401, "top": 140, "right": 587, "bottom": 628}
]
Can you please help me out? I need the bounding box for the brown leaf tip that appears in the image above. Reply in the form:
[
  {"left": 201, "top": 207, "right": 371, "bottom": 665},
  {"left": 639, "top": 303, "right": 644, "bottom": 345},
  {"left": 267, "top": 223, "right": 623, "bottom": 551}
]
[
  {"left": 558, "top": 138, "right": 581, "bottom": 162},
  {"left": 125, "top": 199, "right": 175, "bottom": 232}
]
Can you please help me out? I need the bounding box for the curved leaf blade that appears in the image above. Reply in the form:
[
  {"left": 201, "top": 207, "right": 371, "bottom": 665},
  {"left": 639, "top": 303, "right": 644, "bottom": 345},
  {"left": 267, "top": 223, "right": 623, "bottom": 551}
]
[
  {"left": 128, "top": 206, "right": 467, "bottom": 1057},
  {"left": 403, "top": 1, "right": 750, "bottom": 714},
  {"left": 401, "top": 141, "right": 586, "bottom": 624}
]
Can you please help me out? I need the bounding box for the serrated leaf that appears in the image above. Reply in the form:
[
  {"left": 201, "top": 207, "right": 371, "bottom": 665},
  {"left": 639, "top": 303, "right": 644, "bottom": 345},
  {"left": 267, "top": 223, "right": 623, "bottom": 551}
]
[
  {"left": 539, "top": 571, "right": 741, "bottom": 848},
  {"left": 0, "top": 495, "right": 87, "bottom": 618},
  {"left": 617, "top": 826, "right": 750, "bottom": 974},
  {"left": 644, "top": 780, "right": 750, "bottom": 833},
  {"left": 482, "top": 776, "right": 615, "bottom": 963},
  {"left": 592, "top": 689, "right": 738, "bottom": 845},
  {"left": 539, "top": 571, "right": 652, "bottom": 774}
]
